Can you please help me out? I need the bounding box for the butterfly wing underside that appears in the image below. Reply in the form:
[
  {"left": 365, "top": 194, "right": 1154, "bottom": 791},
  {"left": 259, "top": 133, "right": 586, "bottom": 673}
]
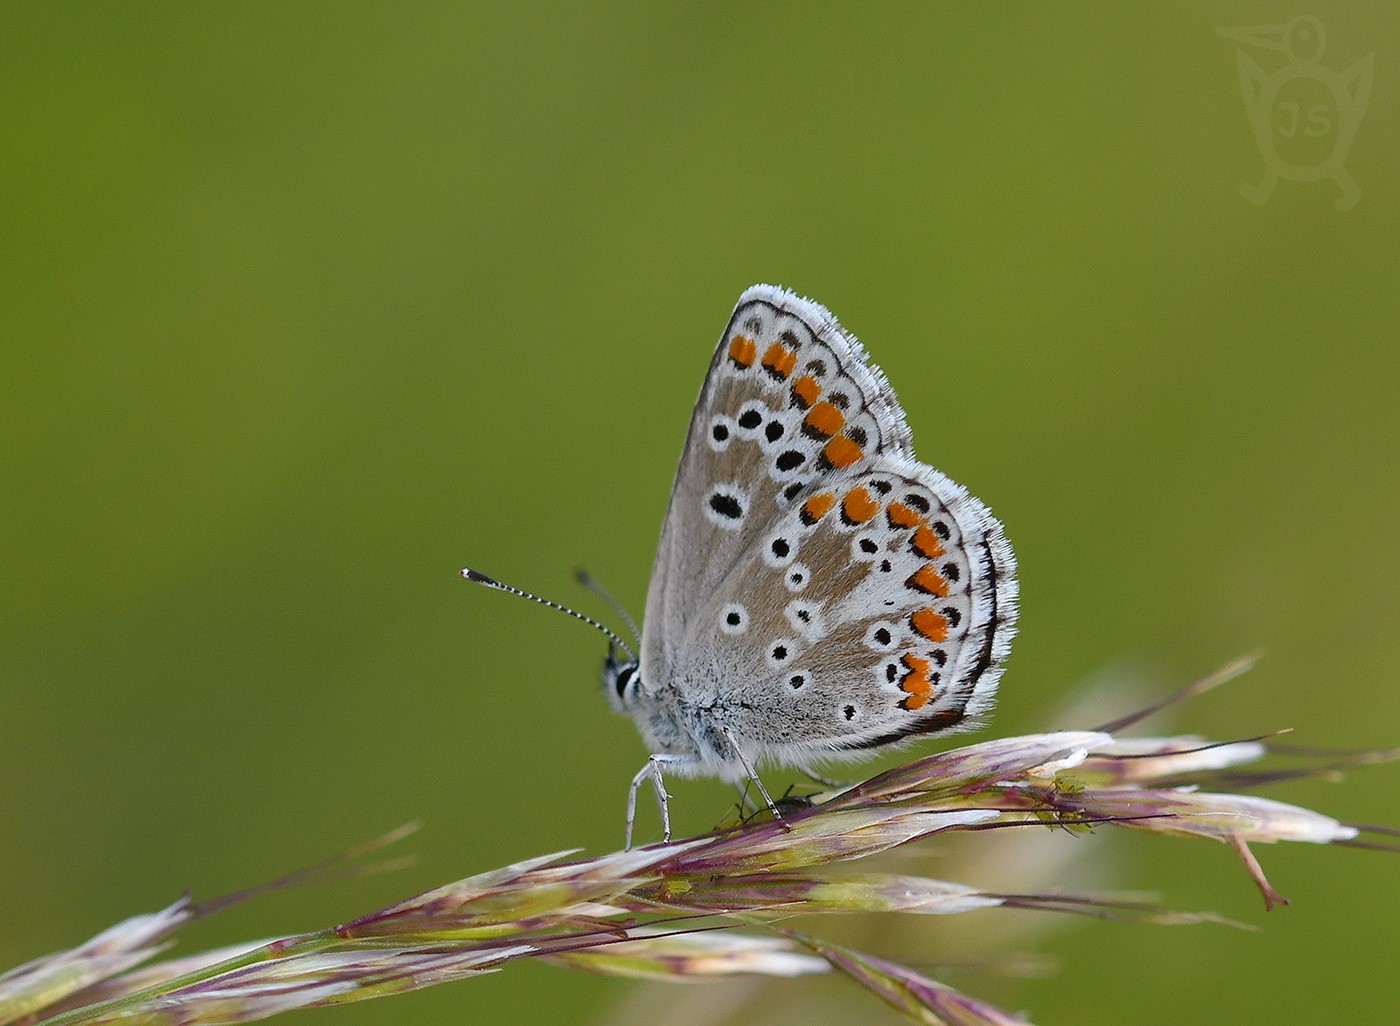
[
  {"left": 688, "top": 457, "right": 1016, "bottom": 757},
  {"left": 640, "top": 284, "right": 1017, "bottom": 761},
  {"left": 641, "top": 285, "right": 914, "bottom": 682}
]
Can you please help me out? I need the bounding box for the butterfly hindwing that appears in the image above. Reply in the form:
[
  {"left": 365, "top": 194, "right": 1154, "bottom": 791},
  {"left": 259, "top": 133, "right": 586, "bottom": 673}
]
[{"left": 679, "top": 456, "right": 1017, "bottom": 758}]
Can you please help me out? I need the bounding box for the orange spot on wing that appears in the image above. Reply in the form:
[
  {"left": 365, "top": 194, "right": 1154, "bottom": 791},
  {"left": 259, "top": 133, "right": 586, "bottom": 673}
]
[
  {"left": 761, "top": 343, "right": 797, "bottom": 379},
  {"left": 728, "top": 335, "right": 756, "bottom": 368},
  {"left": 898, "top": 653, "right": 933, "bottom": 709},
  {"left": 906, "top": 564, "right": 949, "bottom": 597},
  {"left": 841, "top": 486, "right": 878, "bottom": 524},
  {"left": 910, "top": 608, "right": 950, "bottom": 642},
  {"left": 899, "top": 654, "right": 931, "bottom": 693},
  {"left": 791, "top": 374, "right": 820, "bottom": 409},
  {"left": 801, "top": 492, "right": 835, "bottom": 525},
  {"left": 910, "top": 525, "right": 944, "bottom": 560},
  {"left": 803, "top": 401, "right": 844, "bottom": 438},
  {"left": 886, "top": 501, "right": 922, "bottom": 529},
  {"left": 822, "top": 435, "right": 863, "bottom": 469}
]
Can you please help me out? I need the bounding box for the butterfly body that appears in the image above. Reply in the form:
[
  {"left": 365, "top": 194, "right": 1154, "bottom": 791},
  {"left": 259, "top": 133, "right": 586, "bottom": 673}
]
[{"left": 602, "top": 285, "right": 1019, "bottom": 829}]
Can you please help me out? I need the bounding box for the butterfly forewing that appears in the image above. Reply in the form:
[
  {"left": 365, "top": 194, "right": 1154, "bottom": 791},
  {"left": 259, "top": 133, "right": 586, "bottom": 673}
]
[{"left": 641, "top": 285, "right": 915, "bottom": 687}]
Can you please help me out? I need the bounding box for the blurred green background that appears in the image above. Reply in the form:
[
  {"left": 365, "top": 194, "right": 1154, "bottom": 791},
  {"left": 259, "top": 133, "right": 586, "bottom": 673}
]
[{"left": 3, "top": 4, "right": 1397, "bottom": 1024}]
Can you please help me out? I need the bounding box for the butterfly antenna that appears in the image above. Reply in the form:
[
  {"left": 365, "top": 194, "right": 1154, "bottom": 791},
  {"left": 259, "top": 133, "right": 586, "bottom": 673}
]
[
  {"left": 573, "top": 568, "right": 642, "bottom": 648},
  {"left": 461, "top": 567, "right": 637, "bottom": 662}
]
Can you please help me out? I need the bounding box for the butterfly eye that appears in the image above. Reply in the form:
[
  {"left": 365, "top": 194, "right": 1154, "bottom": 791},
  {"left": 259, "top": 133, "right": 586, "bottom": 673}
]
[{"left": 612, "top": 663, "right": 637, "bottom": 698}]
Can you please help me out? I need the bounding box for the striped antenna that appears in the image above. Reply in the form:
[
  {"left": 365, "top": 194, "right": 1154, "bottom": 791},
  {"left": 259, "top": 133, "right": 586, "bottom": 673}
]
[{"left": 461, "top": 567, "right": 637, "bottom": 662}]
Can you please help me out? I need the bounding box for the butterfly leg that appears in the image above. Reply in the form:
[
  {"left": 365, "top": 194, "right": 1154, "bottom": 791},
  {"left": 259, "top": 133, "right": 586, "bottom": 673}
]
[
  {"left": 735, "top": 782, "right": 758, "bottom": 813},
  {"left": 794, "top": 762, "right": 851, "bottom": 791},
  {"left": 626, "top": 754, "right": 691, "bottom": 849},
  {"left": 720, "top": 728, "right": 788, "bottom": 830}
]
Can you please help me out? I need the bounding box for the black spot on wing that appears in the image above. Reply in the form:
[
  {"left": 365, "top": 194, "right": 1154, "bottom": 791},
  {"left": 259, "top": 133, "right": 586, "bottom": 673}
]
[{"left": 710, "top": 493, "right": 743, "bottom": 519}]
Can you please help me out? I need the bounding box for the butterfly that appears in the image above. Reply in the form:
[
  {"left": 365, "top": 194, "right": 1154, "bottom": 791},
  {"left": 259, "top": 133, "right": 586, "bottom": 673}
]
[{"left": 469, "top": 285, "right": 1017, "bottom": 846}]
